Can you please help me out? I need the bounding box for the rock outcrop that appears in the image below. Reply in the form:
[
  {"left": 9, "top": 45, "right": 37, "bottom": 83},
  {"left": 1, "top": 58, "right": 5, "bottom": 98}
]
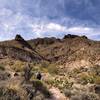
[{"left": 0, "top": 45, "right": 42, "bottom": 62}]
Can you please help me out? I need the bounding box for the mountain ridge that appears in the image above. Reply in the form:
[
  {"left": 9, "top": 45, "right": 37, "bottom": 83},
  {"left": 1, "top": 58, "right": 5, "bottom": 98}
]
[
  {"left": 28, "top": 34, "right": 100, "bottom": 69},
  {"left": 0, "top": 34, "right": 100, "bottom": 69}
]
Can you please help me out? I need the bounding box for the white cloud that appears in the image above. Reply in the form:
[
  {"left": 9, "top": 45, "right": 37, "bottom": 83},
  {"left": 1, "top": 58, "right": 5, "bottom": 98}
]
[
  {"left": 31, "top": 22, "right": 67, "bottom": 34},
  {"left": 46, "top": 23, "right": 66, "bottom": 31},
  {"left": 67, "top": 27, "right": 93, "bottom": 33},
  {"left": 0, "top": 3, "right": 100, "bottom": 41}
]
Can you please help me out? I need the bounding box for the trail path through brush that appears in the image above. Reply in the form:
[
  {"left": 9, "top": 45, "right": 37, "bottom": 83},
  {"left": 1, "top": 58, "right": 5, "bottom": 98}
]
[{"left": 49, "top": 87, "right": 68, "bottom": 100}]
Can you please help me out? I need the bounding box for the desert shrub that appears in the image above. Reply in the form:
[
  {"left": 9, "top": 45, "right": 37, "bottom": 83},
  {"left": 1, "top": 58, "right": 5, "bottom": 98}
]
[
  {"left": 68, "top": 67, "right": 88, "bottom": 78},
  {"left": 94, "top": 76, "right": 100, "bottom": 85},
  {"left": 67, "top": 68, "right": 82, "bottom": 78},
  {"left": 64, "top": 89, "right": 72, "bottom": 97},
  {"left": 12, "top": 61, "right": 26, "bottom": 72},
  {"left": 45, "top": 76, "right": 73, "bottom": 92},
  {"left": 0, "top": 64, "right": 5, "bottom": 71},
  {"left": 81, "top": 92, "right": 99, "bottom": 100},
  {"left": 77, "top": 73, "right": 94, "bottom": 85},
  {"left": 47, "top": 64, "right": 59, "bottom": 75},
  {"left": 0, "top": 87, "right": 20, "bottom": 100},
  {"left": 32, "top": 80, "right": 52, "bottom": 98},
  {"left": 31, "top": 65, "right": 40, "bottom": 72},
  {"left": 30, "top": 63, "right": 48, "bottom": 74},
  {"left": 71, "top": 95, "right": 81, "bottom": 100},
  {"left": 73, "top": 68, "right": 81, "bottom": 74},
  {"left": 23, "top": 64, "right": 33, "bottom": 82},
  {"left": 45, "top": 79, "right": 55, "bottom": 86},
  {"left": 40, "top": 61, "right": 49, "bottom": 68},
  {"left": 89, "top": 65, "right": 100, "bottom": 76},
  {"left": 85, "top": 65, "right": 100, "bottom": 85},
  {"left": 70, "top": 92, "right": 99, "bottom": 100},
  {"left": 31, "top": 63, "right": 58, "bottom": 74},
  {"left": 31, "top": 94, "right": 45, "bottom": 100},
  {"left": 0, "top": 72, "right": 10, "bottom": 80}
]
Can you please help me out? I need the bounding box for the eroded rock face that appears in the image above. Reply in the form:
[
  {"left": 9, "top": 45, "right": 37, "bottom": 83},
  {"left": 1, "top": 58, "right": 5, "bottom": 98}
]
[
  {"left": 0, "top": 46, "right": 42, "bottom": 62},
  {"left": 30, "top": 37, "right": 59, "bottom": 46},
  {"left": 15, "top": 34, "right": 24, "bottom": 41}
]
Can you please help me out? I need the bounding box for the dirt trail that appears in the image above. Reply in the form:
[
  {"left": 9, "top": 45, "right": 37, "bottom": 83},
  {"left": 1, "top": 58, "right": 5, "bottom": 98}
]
[{"left": 49, "top": 87, "right": 68, "bottom": 100}]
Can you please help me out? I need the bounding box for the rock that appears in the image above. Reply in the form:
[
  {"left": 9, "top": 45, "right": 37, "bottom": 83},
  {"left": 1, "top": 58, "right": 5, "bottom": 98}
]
[
  {"left": 81, "top": 35, "right": 88, "bottom": 39},
  {"left": 63, "top": 34, "right": 79, "bottom": 39},
  {"left": 94, "top": 85, "right": 100, "bottom": 94},
  {"left": 15, "top": 34, "right": 24, "bottom": 41}
]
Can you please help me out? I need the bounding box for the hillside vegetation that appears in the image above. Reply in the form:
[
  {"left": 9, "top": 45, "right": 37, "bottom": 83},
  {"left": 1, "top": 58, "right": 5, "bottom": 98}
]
[{"left": 0, "top": 34, "right": 100, "bottom": 100}]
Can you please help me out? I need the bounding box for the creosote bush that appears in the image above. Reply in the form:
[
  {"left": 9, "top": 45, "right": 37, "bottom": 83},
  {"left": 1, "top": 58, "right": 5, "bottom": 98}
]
[
  {"left": 32, "top": 80, "right": 52, "bottom": 98},
  {"left": 76, "top": 73, "right": 94, "bottom": 85},
  {"left": 0, "top": 87, "right": 20, "bottom": 100},
  {"left": 12, "top": 61, "right": 26, "bottom": 72},
  {"left": 0, "top": 64, "right": 5, "bottom": 71},
  {"left": 70, "top": 92, "right": 99, "bottom": 100},
  {"left": 23, "top": 64, "right": 33, "bottom": 82},
  {"left": 47, "top": 64, "right": 59, "bottom": 75}
]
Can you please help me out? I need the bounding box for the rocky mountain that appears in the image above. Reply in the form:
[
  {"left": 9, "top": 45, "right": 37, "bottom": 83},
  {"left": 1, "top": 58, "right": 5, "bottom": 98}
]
[
  {"left": 28, "top": 34, "right": 100, "bottom": 69},
  {"left": 1, "top": 34, "right": 100, "bottom": 69}
]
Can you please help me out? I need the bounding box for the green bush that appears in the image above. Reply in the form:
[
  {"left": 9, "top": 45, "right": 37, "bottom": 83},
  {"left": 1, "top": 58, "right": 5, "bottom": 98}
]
[
  {"left": 12, "top": 61, "right": 26, "bottom": 72},
  {"left": 32, "top": 80, "right": 52, "bottom": 98},
  {"left": 94, "top": 76, "right": 100, "bottom": 84},
  {"left": 47, "top": 64, "right": 59, "bottom": 75},
  {"left": 89, "top": 65, "right": 100, "bottom": 76},
  {"left": 77, "top": 73, "right": 94, "bottom": 85},
  {"left": 0, "top": 64, "right": 5, "bottom": 71},
  {"left": 40, "top": 61, "right": 49, "bottom": 68}
]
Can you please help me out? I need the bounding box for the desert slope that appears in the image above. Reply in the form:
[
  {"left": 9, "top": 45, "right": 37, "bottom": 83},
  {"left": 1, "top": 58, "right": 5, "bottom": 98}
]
[
  {"left": 1, "top": 34, "right": 100, "bottom": 68},
  {"left": 28, "top": 34, "right": 100, "bottom": 69},
  {"left": 0, "top": 34, "right": 100, "bottom": 100}
]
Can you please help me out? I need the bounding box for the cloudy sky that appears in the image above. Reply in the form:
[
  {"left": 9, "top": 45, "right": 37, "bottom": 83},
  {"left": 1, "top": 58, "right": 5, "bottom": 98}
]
[{"left": 0, "top": 0, "right": 100, "bottom": 41}]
